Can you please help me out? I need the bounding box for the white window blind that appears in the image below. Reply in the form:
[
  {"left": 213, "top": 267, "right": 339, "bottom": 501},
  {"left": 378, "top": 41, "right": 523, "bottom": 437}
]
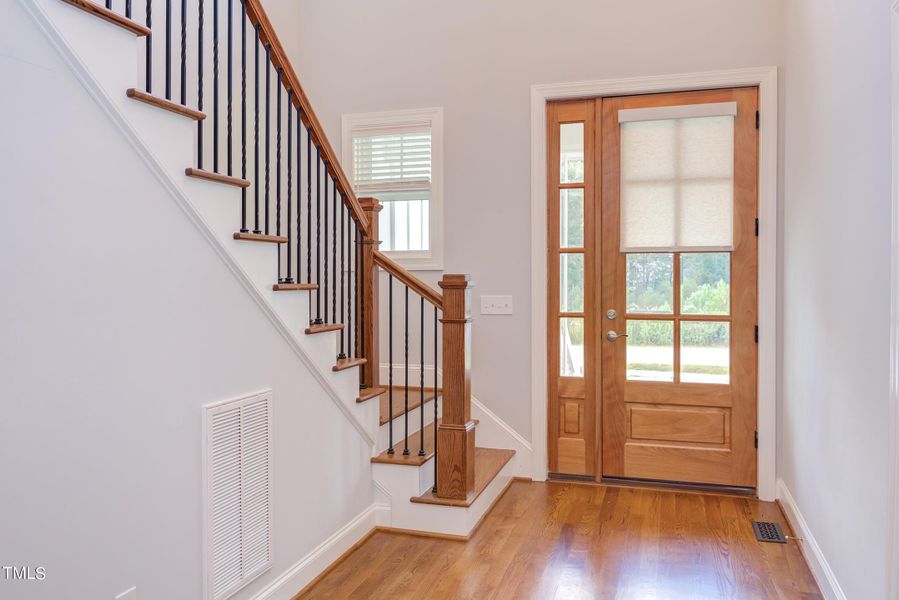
[
  {"left": 352, "top": 128, "right": 432, "bottom": 194},
  {"left": 619, "top": 103, "right": 736, "bottom": 252},
  {"left": 352, "top": 126, "right": 432, "bottom": 252}
]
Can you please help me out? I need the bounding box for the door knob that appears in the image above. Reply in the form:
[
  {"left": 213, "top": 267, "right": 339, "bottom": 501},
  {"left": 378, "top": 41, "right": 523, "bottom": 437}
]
[{"left": 606, "top": 330, "right": 628, "bottom": 342}]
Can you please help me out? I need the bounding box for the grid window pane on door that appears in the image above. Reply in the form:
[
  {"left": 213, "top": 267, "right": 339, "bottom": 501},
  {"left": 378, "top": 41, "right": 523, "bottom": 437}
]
[{"left": 353, "top": 130, "right": 432, "bottom": 252}]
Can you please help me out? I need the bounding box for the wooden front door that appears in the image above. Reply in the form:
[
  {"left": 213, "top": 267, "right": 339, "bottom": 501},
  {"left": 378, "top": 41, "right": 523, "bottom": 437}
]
[{"left": 600, "top": 88, "right": 759, "bottom": 488}]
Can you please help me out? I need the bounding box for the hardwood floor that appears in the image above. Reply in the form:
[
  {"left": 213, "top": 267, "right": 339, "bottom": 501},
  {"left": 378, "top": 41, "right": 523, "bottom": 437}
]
[{"left": 295, "top": 481, "right": 821, "bottom": 600}]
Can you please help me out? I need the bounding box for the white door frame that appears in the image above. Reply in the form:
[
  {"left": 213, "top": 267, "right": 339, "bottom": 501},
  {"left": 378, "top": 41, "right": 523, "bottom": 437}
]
[
  {"left": 888, "top": 2, "right": 899, "bottom": 595},
  {"left": 529, "top": 67, "right": 779, "bottom": 501}
]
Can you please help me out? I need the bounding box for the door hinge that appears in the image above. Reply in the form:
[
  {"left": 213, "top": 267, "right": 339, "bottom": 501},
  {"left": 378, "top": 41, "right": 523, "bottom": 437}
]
[
  {"left": 755, "top": 110, "right": 760, "bottom": 129},
  {"left": 754, "top": 325, "right": 759, "bottom": 343},
  {"left": 754, "top": 430, "right": 759, "bottom": 449},
  {"left": 755, "top": 217, "right": 759, "bottom": 236}
]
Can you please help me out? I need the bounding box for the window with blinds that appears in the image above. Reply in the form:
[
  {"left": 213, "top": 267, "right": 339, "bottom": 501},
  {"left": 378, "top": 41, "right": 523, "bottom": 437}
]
[{"left": 351, "top": 127, "right": 432, "bottom": 253}]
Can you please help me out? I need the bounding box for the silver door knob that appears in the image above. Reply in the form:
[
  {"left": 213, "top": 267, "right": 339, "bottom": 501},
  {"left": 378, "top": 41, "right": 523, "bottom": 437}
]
[{"left": 606, "top": 330, "right": 628, "bottom": 342}]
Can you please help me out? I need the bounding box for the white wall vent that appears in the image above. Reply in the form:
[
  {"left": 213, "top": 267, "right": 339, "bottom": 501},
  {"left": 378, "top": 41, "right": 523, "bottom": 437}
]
[{"left": 204, "top": 391, "right": 273, "bottom": 600}]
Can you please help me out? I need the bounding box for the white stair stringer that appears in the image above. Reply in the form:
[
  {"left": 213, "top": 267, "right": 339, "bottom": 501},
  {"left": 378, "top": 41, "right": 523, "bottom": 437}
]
[
  {"left": 27, "top": 0, "right": 375, "bottom": 447},
  {"left": 372, "top": 454, "right": 516, "bottom": 538}
]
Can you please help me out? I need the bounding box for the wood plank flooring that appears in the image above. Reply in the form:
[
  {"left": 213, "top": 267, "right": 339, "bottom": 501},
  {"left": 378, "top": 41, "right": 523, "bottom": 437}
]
[{"left": 295, "top": 481, "right": 821, "bottom": 600}]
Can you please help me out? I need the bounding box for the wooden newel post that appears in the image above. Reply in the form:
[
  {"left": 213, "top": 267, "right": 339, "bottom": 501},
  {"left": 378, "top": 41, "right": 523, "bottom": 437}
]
[
  {"left": 359, "top": 198, "right": 382, "bottom": 392},
  {"left": 436, "top": 274, "right": 475, "bottom": 500}
]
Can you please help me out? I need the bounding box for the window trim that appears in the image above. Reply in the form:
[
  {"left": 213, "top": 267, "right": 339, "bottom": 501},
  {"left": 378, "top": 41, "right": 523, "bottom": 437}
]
[{"left": 342, "top": 107, "right": 444, "bottom": 271}]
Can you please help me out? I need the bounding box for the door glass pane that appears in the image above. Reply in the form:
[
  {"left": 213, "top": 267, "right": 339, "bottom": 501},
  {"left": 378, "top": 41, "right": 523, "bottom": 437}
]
[
  {"left": 560, "top": 189, "right": 584, "bottom": 248},
  {"left": 681, "top": 321, "right": 730, "bottom": 384},
  {"left": 560, "top": 318, "right": 585, "bottom": 376},
  {"left": 626, "top": 320, "right": 674, "bottom": 382},
  {"left": 560, "top": 123, "right": 584, "bottom": 183},
  {"left": 626, "top": 253, "right": 673, "bottom": 314},
  {"left": 681, "top": 253, "right": 731, "bottom": 315},
  {"left": 560, "top": 254, "right": 584, "bottom": 312}
]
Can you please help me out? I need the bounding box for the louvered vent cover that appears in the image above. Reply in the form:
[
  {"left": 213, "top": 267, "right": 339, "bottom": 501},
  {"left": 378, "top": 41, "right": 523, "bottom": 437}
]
[{"left": 205, "top": 391, "right": 272, "bottom": 600}]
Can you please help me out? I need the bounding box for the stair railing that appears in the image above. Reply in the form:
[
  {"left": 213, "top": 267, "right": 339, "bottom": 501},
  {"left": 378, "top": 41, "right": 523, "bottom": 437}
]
[
  {"left": 68, "top": 0, "right": 475, "bottom": 501},
  {"left": 364, "top": 200, "right": 476, "bottom": 500}
]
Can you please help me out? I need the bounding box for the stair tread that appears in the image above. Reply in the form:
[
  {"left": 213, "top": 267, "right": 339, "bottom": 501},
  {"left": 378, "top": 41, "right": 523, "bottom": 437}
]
[
  {"left": 61, "top": 0, "right": 152, "bottom": 36},
  {"left": 333, "top": 357, "right": 366, "bottom": 372},
  {"left": 186, "top": 168, "right": 251, "bottom": 188},
  {"left": 379, "top": 385, "right": 443, "bottom": 425},
  {"left": 305, "top": 323, "right": 344, "bottom": 335},
  {"left": 233, "top": 232, "right": 288, "bottom": 244},
  {"left": 126, "top": 89, "right": 205, "bottom": 120},
  {"left": 373, "top": 418, "right": 479, "bottom": 467},
  {"left": 357, "top": 386, "right": 387, "bottom": 404},
  {"left": 410, "top": 447, "right": 516, "bottom": 507},
  {"left": 372, "top": 421, "right": 437, "bottom": 466},
  {"left": 272, "top": 282, "right": 318, "bottom": 291}
]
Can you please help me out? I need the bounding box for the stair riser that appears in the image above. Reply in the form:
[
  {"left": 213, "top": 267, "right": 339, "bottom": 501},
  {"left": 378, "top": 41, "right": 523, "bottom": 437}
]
[{"left": 378, "top": 398, "right": 440, "bottom": 451}]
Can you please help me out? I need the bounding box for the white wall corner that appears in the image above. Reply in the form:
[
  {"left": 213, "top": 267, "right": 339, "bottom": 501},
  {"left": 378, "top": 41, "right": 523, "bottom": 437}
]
[
  {"left": 249, "top": 504, "right": 380, "bottom": 600},
  {"left": 776, "top": 479, "right": 847, "bottom": 600}
]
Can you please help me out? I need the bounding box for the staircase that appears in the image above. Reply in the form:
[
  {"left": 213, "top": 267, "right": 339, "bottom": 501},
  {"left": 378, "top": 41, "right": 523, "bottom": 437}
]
[{"left": 40, "top": 0, "right": 517, "bottom": 541}]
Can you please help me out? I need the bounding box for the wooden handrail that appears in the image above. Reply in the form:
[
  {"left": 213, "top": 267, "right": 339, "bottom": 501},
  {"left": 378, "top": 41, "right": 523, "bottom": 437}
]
[
  {"left": 373, "top": 251, "right": 443, "bottom": 308},
  {"left": 244, "top": 0, "right": 369, "bottom": 236}
]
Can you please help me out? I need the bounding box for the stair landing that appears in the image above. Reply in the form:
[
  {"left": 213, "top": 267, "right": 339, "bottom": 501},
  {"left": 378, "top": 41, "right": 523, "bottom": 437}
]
[{"left": 411, "top": 447, "right": 515, "bottom": 507}]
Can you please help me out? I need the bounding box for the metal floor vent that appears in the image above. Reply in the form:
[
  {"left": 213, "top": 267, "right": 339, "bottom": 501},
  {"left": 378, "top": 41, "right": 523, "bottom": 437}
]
[{"left": 752, "top": 521, "right": 787, "bottom": 543}]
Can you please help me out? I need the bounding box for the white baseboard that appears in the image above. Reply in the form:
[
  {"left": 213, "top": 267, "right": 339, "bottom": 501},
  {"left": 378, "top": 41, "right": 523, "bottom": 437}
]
[
  {"left": 250, "top": 503, "right": 388, "bottom": 600},
  {"left": 776, "top": 479, "right": 847, "bottom": 600}
]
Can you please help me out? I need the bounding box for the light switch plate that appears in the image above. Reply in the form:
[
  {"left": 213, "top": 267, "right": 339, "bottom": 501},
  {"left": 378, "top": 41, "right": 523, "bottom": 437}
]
[
  {"left": 480, "top": 295, "right": 513, "bottom": 315},
  {"left": 115, "top": 587, "right": 137, "bottom": 600}
]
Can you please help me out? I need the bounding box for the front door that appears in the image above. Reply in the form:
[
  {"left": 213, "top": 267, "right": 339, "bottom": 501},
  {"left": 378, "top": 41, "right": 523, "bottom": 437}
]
[{"left": 600, "top": 88, "right": 758, "bottom": 488}]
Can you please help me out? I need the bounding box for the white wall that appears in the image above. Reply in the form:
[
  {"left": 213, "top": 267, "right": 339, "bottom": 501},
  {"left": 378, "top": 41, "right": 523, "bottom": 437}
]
[
  {"left": 0, "top": 2, "right": 372, "bottom": 598},
  {"left": 284, "top": 0, "right": 784, "bottom": 440},
  {"left": 781, "top": 1, "right": 893, "bottom": 598}
]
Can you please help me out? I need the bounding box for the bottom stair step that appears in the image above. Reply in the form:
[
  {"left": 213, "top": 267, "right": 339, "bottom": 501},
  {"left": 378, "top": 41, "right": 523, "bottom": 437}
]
[{"left": 410, "top": 447, "right": 515, "bottom": 508}]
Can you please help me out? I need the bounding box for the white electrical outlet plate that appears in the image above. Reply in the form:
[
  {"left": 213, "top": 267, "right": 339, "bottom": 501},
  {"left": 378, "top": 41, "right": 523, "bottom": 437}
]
[
  {"left": 115, "top": 587, "right": 137, "bottom": 600},
  {"left": 480, "top": 295, "right": 513, "bottom": 315}
]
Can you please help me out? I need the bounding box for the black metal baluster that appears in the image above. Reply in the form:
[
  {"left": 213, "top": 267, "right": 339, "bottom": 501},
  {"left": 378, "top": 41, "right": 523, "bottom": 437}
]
[
  {"left": 420, "top": 296, "right": 425, "bottom": 456},
  {"left": 197, "top": 0, "right": 204, "bottom": 168},
  {"left": 283, "top": 89, "right": 293, "bottom": 283},
  {"left": 306, "top": 127, "right": 312, "bottom": 288},
  {"left": 275, "top": 70, "right": 282, "bottom": 278},
  {"left": 313, "top": 147, "right": 322, "bottom": 324},
  {"left": 387, "top": 274, "right": 394, "bottom": 454},
  {"left": 252, "top": 24, "right": 260, "bottom": 233},
  {"left": 239, "top": 2, "right": 247, "bottom": 233},
  {"left": 323, "top": 162, "right": 330, "bottom": 323},
  {"left": 165, "top": 0, "right": 171, "bottom": 100},
  {"left": 212, "top": 0, "right": 218, "bottom": 172},
  {"left": 227, "top": 0, "right": 233, "bottom": 176},
  {"left": 403, "top": 285, "right": 410, "bottom": 456},
  {"left": 264, "top": 46, "right": 270, "bottom": 234},
  {"left": 433, "top": 305, "right": 438, "bottom": 492},
  {"left": 332, "top": 181, "right": 338, "bottom": 327},
  {"left": 179, "top": 0, "right": 186, "bottom": 104},
  {"left": 358, "top": 228, "right": 365, "bottom": 383},
  {"left": 127, "top": 0, "right": 132, "bottom": 20},
  {"left": 296, "top": 107, "right": 303, "bottom": 283},
  {"left": 145, "top": 0, "right": 152, "bottom": 93},
  {"left": 338, "top": 197, "right": 346, "bottom": 359},
  {"left": 106, "top": 0, "right": 111, "bottom": 10}
]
